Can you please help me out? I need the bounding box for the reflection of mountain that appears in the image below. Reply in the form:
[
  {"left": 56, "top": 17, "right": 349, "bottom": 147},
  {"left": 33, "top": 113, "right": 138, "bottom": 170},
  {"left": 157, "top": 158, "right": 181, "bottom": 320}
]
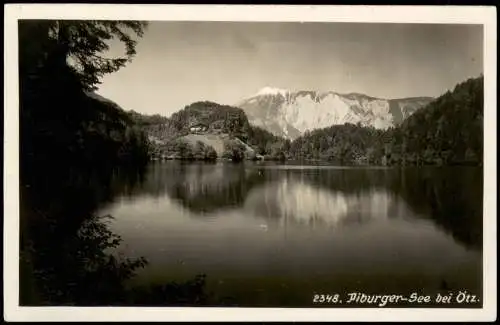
[
  {"left": 285, "top": 168, "right": 482, "bottom": 250},
  {"left": 277, "top": 168, "right": 481, "bottom": 250},
  {"left": 243, "top": 173, "right": 400, "bottom": 230},
  {"left": 113, "top": 163, "right": 482, "bottom": 250}
]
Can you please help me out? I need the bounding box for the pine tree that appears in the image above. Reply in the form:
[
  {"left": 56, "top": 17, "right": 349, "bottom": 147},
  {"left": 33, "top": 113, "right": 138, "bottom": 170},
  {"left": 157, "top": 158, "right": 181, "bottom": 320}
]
[
  {"left": 19, "top": 20, "right": 149, "bottom": 175},
  {"left": 19, "top": 20, "right": 148, "bottom": 91}
]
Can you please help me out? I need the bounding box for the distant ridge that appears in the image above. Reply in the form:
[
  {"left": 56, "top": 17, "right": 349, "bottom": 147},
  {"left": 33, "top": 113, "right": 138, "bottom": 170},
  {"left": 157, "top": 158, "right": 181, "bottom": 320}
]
[{"left": 238, "top": 87, "right": 433, "bottom": 139}]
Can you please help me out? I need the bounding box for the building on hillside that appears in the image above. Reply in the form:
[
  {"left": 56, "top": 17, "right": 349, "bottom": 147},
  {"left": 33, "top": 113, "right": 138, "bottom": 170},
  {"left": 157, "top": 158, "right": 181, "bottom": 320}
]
[{"left": 189, "top": 123, "right": 208, "bottom": 133}]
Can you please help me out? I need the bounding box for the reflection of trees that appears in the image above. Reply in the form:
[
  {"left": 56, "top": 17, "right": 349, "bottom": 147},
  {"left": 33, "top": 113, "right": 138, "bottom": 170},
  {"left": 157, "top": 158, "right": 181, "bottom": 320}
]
[
  {"left": 302, "top": 167, "right": 482, "bottom": 250},
  {"left": 297, "top": 168, "right": 398, "bottom": 194},
  {"left": 95, "top": 163, "right": 482, "bottom": 252},
  {"left": 20, "top": 163, "right": 210, "bottom": 306},
  {"left": 390, "top": 167, "right": 483, "bottom": 250},
  {"left": 165, "top": 164, "right": 269, "bottom": 214},
  {"left": 127, "top": 162, "right": 269, "bottom": 214},
  {"left": 243, "top": 167, "right": 482, "bottom": 250},
  {"left": 22, "top": 163, "right": 480, "bottom": 306},
  {"left": 21, "top": 212, "right": 148, "bottom": 305},
  {"left": 137, "top": 164, "right": 481, "bottom": 251},
  {"left": 21, "top": 163, "right": 141, "bottom": 305}
]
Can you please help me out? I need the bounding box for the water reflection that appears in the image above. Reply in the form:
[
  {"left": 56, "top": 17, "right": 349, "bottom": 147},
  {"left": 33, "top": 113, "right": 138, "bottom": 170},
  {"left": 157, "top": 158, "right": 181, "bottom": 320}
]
[
  {"left": 109, "top": 162, "right": 482, "bottom": 251},
  {"left": 29, "top": 162, "right": 481, "bottom": 307},
  {"left": 95, "top": 163, "right": 482, "bottom": 307},
  {"left": 115, "top": 162, "right": 267, "bottom": 214},
  {"left": 20, "top": 163, "right": 210, "bottom": 306},
  {"left": 20, "top": 164, "right": 146, "bottom": 305},
  {"left": 394, "top": 167, "right": 483, "bottom": 250},
  {"left": 244, "top": 176, "right": 399, "bottom": 230}
]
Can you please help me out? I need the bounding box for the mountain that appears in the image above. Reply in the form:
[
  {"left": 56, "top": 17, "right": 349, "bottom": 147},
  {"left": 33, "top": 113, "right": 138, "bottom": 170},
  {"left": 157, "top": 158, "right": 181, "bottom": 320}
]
[
  {"left": 238, "top": 87, "right": 433, "bottom": 139},
  {"left": 286, "top": 75, "right": 483, "bottom": 166}
]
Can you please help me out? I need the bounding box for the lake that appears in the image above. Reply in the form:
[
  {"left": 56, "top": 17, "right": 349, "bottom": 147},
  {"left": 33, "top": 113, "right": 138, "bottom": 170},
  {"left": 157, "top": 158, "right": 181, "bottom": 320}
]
[{"left": 95, "top": 162, "right": 483, "bottom": 307}]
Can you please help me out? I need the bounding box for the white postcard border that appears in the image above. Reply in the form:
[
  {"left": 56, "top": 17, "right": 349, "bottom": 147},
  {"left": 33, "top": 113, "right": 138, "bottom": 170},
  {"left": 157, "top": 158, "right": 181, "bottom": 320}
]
[{"left": 3, "top": 4, "right": 497, "bottom": 322}]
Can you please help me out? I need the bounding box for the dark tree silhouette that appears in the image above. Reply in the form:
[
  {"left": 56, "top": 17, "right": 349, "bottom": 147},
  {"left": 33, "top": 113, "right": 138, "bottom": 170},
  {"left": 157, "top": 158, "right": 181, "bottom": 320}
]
[
  {"left": 18, "top": 20, "right": 210, "bottom": 307},
  {"left": 19, "top": 20, "right": 151, "bottom": 182}
]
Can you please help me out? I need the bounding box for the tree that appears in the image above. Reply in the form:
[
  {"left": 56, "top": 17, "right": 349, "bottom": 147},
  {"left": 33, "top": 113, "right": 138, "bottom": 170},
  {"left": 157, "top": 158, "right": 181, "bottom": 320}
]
[
  {"left": 20, "top": 20, "right": 148, "bottom": 91},
  {"left": 19, "top": 20, "right": 150, "bottom": 174},
  {"left": 223, "top": 141, "right": 246, "bottom": 162},
  {"left": 19, "top": 20, "right": 154, "bottom": 306},
  {"left": 175, "top": 141, "right": 194, "bottom": 160},
  {"left": 269, "top": 141, "right": 286, "bottom": 161},
  {"left": 190, "top": 141, "right": 217, "bottom": 161},
  {"left": 193, "top": 141, "right": 206, "bottom": 160},
  {"left": 205, "top": 146, "right": 218, "bottom": 161}
]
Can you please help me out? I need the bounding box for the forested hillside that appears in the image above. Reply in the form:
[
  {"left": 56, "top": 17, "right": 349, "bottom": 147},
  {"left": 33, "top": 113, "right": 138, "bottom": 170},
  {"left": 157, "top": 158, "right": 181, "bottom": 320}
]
[
  {"left": 287, "top": 124, "right": 386, "bottom": 164},
  {"left": 142, "top": 101, "right": 249, "bottom": 142},
  {"left": 286, "top": 76, "right": 483, "bottom": 166},
  {"left": 138, "top": 101, "right": 291, "bottom": 161},
  {"left": 388, "top": 75, "right": 483, "bottom": 166},
  {"left": 128, "top": 110, "right": 170, "bottom": 126},
  {"left": 19, "top": 20, "right": 480, "bottom": 169},
  {"left": 125, "top": 75, "right": 482, "bottom": 166},
  {"left": 19, "top": 20, "right": 151, "bottom": 182}
]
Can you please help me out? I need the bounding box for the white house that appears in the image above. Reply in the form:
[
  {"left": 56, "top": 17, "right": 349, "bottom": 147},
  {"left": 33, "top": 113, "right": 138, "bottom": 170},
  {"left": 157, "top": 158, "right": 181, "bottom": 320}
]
[{"left": 189, "top": 124, "right": 208, "bottom": 133}]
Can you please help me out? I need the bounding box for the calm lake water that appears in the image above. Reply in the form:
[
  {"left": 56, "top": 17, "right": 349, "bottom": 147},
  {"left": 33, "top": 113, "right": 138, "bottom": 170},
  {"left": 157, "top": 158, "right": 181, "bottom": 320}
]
[{"left": 96, "top": 162, "right": 483, "bottom": 307}]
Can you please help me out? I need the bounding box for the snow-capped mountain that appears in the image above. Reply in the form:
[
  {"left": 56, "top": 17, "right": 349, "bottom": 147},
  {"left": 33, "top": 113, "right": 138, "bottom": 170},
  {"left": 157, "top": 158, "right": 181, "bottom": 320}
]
[{"left": 237, "top": 87, "right": 433, "bottom": 139}]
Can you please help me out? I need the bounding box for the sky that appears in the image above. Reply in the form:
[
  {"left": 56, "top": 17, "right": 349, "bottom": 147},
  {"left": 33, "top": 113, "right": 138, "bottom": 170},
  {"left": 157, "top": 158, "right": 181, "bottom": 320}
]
[{"left": 96, "top": 22, "right": 483, "bottom": 117}]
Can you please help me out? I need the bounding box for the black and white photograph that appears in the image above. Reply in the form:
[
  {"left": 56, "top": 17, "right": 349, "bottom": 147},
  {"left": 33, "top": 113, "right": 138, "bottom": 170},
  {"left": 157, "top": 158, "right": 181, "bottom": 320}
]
[{"left": 4, "top": 4, "right": 496, "bottom": 322}]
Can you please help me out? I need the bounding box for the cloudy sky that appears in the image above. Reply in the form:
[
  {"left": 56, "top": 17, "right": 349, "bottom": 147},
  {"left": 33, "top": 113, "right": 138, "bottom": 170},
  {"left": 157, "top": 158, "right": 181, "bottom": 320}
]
[{"left": 97, "top": 22, "right": 483, "bottom": 116}]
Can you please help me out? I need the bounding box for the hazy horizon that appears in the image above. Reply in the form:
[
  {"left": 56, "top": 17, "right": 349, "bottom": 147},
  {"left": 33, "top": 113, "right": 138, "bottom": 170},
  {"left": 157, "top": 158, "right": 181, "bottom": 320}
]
[{"left": 96, "top": 22, "right": 483, "bottom": 117}]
